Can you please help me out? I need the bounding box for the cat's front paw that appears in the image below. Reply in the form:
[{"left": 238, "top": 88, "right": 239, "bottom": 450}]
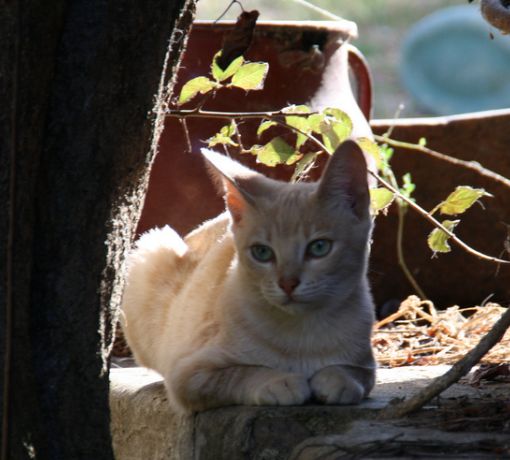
[
  {"left": 253, "top": 372, "right": 310, "bottom": 406},
  {"left": 310, "top": 366, "right": 364, "bottom": 405}
]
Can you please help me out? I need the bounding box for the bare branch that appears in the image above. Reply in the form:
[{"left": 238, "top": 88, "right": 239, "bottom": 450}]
[
  {"left": 180, "top": 118, "right": 192, "bottom": 153},
  {"left": 396, "top": 205, "right": 427, "bottom": 299},
  {"left": 166, "top": 107, "right": 319, "bottom": 120},
  {"left": 378, "top": 305, "right": 510, "bottom": 419},
  {"left": 375, "top": 135, "right": 510, "bottom": 191}
]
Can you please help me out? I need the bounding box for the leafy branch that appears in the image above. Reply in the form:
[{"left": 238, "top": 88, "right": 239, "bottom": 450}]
[
  {"left": 167, "top": 50, "right": 510, "bottom": 270},
  {"left": 369, "top": 171, "right": 508, "bottom": 264}
]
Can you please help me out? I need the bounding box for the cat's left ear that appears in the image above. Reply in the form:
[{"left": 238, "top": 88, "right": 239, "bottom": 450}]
[
  {"left": 317, "top": 139, "right": 370, "bottom": 219},
  {"left": 201, "top": 149, "right": 260, "bottom": 225}
]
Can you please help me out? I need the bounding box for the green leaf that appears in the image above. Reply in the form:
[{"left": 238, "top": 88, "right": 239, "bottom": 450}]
[
  {"left": 439, "top": 186, "right": 492, "bottom": 216},
  {"left": 257, "top": 120, "right": 277, "bottom": 137},
  {"left": 357, "top": 138, "right": 382, "bottom": 170},
  {"left": 251, "top": 137, "right": 294, "bottom": 167},
  {"left": 380, "top": 144, "right": 394, "bottom": 162},
  {"left": 285, "top": 151, "right": 303, "bottom": 166},
  {"left": 178, "top": 76, "right": 218, "bottom": 105},
  {"left": 230, "top": 62, "right": 269, "bottom": 90},
  {"left": 211, "top": 52, "right": 244, "bottom": 82},
  {"left": 207, "top": 122, "right": 238, "bottom": 148},
  {"left": 400, "top": 173, "right": 416, "bottom": 200},
  {"left": 284, "top": 105, "right": 312, "bottom": 149},
  {"left": 308, "top": 113, "right": 326, "bottom": 133},
  {"left": 418, "top": 137, "right": 427, "bottom": 147},
  {"left": 379, "top": 144, "right": 394, "bottom": 175},
  {"left": 290, "top": 152, "right": 318, "bottom": 182},
  {"left": 324, "top": 107, "right": 351, "bottom": 122},
  {"left": 282, "top": 104, "right": 310, "bottom": 114},
  {"left": 428, "top": 220, "right": 460, "bottom": 254},
  {"left": 370, "top": 188, "right": 395, "bottom": 214},
  {"left": 320, "top": 108, "right": 353, "bottom": 152}
]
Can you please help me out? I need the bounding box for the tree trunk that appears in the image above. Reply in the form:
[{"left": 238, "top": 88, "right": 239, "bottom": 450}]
[{"left": 0, "top": 1, "right": 196, "bottom": 458}]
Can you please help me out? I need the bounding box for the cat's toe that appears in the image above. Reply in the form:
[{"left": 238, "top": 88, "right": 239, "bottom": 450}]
[
  {"left": 311, "top": 367, "right": 364, "bottom": 405},
  {"left": 254, "top": 373, "right": 310, "bottom": 406}
]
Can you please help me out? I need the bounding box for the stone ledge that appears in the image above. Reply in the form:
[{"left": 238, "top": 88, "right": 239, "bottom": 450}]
[
  {"left": 110, "top": 365, "right": 508, "bottom": 459},
  {"left": 289, "top": 421, "right": 510, "bottom": 459}
]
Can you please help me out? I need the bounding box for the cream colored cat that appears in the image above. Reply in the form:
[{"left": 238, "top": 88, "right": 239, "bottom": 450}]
[{"left": 121, "top": 139, "right": 376, "bottom": 413}]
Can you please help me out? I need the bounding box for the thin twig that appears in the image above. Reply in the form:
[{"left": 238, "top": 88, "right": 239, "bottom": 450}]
[
  {"left": 396, "top": 206, "right": 427, "bottom": 299},
  {"left": 180, "top": 119, "right": 192, "bottom": 153},
  {"left": 214, "top": 0, "right": 244, "bottom": 23},
  {"left": 378, "top": 305, "right": 510, "bottom": 419},
  {"left": 231, "top": 119, "right": 246, "bottom": 153},
  {"left": 382, "top": 103, "right": 405, "bottom": 139},
  {"left": 286, "top": 0, "right": 343, "bottom": 20},
  {"left": 166, "top": 107, "right": 318, "bottom": 120},
  {"left": 271, "top": 118, "right": 325, "bottom": 153},
  {"left": 375, "top": 135, "right": 510, "bottom": 191},
  {"left": 382, "top": 162, "right": 427, "bottom": 298}
]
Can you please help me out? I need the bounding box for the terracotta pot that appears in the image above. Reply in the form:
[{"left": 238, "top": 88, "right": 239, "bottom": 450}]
[{"left": 137, "top": 20, "right": 373, "bottom": 237}]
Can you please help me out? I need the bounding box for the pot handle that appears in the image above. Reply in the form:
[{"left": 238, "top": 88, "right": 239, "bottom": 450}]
[{"left": 347, "top": 44, "right": 373, "bottom": 121}]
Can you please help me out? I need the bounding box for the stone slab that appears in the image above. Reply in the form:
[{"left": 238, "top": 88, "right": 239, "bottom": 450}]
[
  {"left": 289, "top": 421, "right": 510, "bottom": 459},
  {"left": 110, "top": 364, "right": 509, "bottom": 459}
]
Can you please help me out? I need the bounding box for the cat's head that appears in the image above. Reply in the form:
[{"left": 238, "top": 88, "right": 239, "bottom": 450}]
[{"left": 202, "top": 140, "right": 372, "bottom": 315}]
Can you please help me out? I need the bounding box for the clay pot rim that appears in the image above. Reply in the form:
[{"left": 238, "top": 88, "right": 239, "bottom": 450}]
[{"left": 193, "top": 19, "right": 358, "bottom": 40}]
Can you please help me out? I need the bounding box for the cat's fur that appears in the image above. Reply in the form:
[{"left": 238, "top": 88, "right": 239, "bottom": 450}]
[{"left": 121, "top": 139, "right": 376, "bottom": 413}]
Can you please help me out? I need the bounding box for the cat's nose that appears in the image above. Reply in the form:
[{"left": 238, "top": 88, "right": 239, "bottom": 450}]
[{"left": 278, "top": 277, "right": 300, "bottom": 296}]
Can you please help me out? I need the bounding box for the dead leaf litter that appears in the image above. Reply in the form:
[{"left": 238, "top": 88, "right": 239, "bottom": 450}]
[{"left": 373, "top": 295, "right": 510, "bottom": 367}]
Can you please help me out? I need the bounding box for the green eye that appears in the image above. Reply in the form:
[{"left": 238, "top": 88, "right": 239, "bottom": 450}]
[
  {"left": 306, "top": 239, "right": 332, "bottom": 258},
  {"left": 250, "top": 244, "right": 275, "bottom": 263}
]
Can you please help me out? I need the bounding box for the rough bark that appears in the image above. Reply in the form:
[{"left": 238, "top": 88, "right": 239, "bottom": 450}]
[{"left": 0, "top": 1, "right": 195, "bottom": 458}]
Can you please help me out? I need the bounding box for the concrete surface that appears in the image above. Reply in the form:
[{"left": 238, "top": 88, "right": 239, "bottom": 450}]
[{"left": 110, "top": 363, "right": 509, "bottom": 459}]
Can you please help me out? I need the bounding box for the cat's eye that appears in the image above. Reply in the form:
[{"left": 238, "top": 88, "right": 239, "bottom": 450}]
[
  {"left": 250, "top": 244, "right": 275, "bottom": 263},
  {"left": 306, "top": 239, "right": 332, "bottom": 258}
]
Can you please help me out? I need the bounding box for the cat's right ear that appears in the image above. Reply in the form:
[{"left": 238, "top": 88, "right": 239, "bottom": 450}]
[
  {"left": 201, "top": 149, "right": 258, "bottom": 225},
  {"left": 317, "top": 139, "right": 370, "bottom": 220}
]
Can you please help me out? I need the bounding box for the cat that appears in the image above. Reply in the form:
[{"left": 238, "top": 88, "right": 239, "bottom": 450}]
[{"left": 120, "top": 139, "right": 376, "bottom": 413}]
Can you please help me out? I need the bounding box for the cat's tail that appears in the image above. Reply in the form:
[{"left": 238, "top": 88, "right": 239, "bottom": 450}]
[{"left": 120, "top": 226, "right": 193, "bottom": 370}]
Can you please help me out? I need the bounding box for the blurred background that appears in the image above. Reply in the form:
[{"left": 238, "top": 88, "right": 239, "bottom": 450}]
[{"left": 196, "top": 0, "right": 510, "bottom": 119}]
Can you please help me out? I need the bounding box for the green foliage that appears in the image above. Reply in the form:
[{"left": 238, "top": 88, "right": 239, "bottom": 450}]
[
  {"left": 250, "top": 137, "right": 296, "bottom": 167},
  {"left": 283, "top": 105, "right": 312, "bottom": 149},
  {"left": 211, "top": 53, "right": 244, "bottom": 82},
  {"left": 178, "top": 77, "right": 218, "bottom": 105},
  {"left": 428, "top": 220, "right": 460, "bottom": 254},
  {"left": 257, "top": 120, "right": 277, "bottom": 137},
  {"left": 378, "top": 144, "right": 394, "bottom": 176},
  {"left": 176, "top": 49, "right": 497, "bottom": 265},
  {"left": 425, "top": 186, "right": 491, "bottom": 254},
  {"left": 438, "top": 186, "right": 491, "bottom": 216},
  {"left": 370, "top": 188, "right": 395, "bottom": 215},
  {"left": 230, "top": 62, "right": 269, "bottom": 90},
  {"left": 290, "top": 152, "right": 318, "bottom": 182},
  {"left": 207, "top": 122, "right": 238, "bottom": 148},
  {"left": 400, "top": 173, "right": 416, "bottom": 203},
  {"left": 319, "top": 108, "right": 353, "bottom": 152},
  {"left": 178, "top": 52, "right": 268, "bottom": 105},
  {"left": 357, "top": 137, "right": 383, "bottom": 170}
]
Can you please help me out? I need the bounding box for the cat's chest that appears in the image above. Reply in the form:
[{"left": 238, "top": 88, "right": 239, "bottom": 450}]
[{"left": 228, "top": 316, "right": 362, "bottom": 377}]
